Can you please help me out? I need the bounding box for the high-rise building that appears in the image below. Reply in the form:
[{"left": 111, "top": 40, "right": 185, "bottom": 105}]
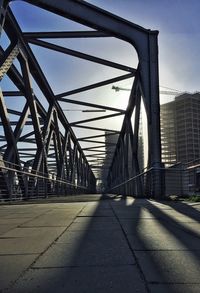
[
  {"left": 102, "top": 132, "right": 119, "bottom": 183},
  {"left": 160, "top": 92, "right": 200, "bottom": 165},
  {"left": 160, "top": 101, "right": 176, "bottom": 165}
]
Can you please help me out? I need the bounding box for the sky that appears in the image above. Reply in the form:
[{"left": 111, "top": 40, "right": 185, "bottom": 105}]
[
  {"left": 1, "top": 0, "right": 200, "bottom": 173},
  {"left": 87, "top": 0, "right": 200, "bottom": 94}
]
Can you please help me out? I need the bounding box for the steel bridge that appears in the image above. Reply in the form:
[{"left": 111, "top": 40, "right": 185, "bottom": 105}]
[{"left": 0, "top": 0, "right": 162, "bottom": 200}]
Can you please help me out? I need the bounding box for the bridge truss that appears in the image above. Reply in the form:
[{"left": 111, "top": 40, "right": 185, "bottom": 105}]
[{"left": 0, "top": 0, "right": 162, "bottom": 199}]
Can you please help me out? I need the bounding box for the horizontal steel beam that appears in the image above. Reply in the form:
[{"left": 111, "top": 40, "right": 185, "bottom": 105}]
[
  {"left": 58, "top": 97, "right": 125, "bottom": 113},
  {"left": 23, "top": 30, "right": 110, "bottom": 39},
  {"left": 2, "top": 91, "right": 23, "bottom": 96}
]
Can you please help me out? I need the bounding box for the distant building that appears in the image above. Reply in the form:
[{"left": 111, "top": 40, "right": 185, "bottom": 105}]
[
  {"left": 160, "top": 101, "right": 176, "bottom": 165},
  {"left": 102, "top": 132, "right": 119, "bottom": 185},
  {"left": 160, "top": 92, "right": 200, "bottom": 165}
]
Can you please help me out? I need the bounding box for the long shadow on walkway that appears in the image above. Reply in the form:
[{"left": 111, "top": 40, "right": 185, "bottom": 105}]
[
  {"left": 8, "top": 194, "right": 200, "bottom": 293},
  {"left": 111, "top": 197, "right": 200, "bottom": 293}
]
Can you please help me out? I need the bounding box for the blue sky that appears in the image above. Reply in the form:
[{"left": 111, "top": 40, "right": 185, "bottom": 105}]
[{"left": 87, "top": 0, "right": 200, "bottom": 93}]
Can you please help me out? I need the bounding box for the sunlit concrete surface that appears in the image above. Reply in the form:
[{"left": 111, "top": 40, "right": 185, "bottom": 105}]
[{"left": 0, "top": 195, "right": 200, "bottom": 293}]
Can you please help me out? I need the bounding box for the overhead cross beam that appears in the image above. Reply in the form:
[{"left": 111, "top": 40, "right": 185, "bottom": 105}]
[{"left": 23, "top": 30, "right": 110, "bottom": 39}]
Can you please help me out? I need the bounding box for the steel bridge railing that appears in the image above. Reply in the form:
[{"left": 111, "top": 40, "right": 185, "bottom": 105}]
[
  {"left": 0, "top": 159, "right": 93, "bottom": 201},
  {"left": 107, "top": 166, "right": 197, "bottom": 198}
]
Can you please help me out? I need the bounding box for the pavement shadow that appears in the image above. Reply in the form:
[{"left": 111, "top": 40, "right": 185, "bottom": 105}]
[
  {"left": 8, "top": 194, "right": 147, "bottom": 292},
  {"left": 8, "top": 194, "right": 200, "bottom": 293},
  {"left": 162, "top": 199, "right": 200, "bottom": 223},
  {"left": 111, "top": 196, "right": 200, "bottom": 293}
]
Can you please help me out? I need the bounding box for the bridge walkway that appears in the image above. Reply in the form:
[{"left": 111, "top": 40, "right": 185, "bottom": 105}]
[{"left": 0, "top": 194, "right": 200, "bottom": 293}]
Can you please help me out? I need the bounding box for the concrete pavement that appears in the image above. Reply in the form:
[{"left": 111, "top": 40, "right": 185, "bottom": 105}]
[{"left": 0, "top": 195, "right": 200, "bottom": 292}]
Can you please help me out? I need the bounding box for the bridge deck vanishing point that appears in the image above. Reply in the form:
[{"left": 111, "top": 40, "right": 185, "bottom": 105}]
[{"left": 0, "top": 194, "right": 200, "bottom": 293}]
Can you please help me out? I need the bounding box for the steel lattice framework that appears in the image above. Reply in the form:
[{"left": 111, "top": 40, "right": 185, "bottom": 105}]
[{"left": 0, "top": 0, "right": 162, "bottom": 199}]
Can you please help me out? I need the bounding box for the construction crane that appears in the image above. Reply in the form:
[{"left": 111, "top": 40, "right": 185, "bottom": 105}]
[{"left": 112, "top": 85, "right": 182, "bottom": 96}]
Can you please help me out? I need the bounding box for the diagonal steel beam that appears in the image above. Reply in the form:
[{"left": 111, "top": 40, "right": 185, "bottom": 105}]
[
  {"left": 18, "top": 130, "right": 36, "bottom": 141},
  {"left": 0, "top": 90, "right": 20, "bottom": 162},
  {"left": 0, "top": 0, "right": 9, "bottom": 35},
  {"left": 28, "top": 38, "right": 136, "bottom": 73},
  {"left": 53, "top": 110, "right": 64, "bottom": 178},
  {"left": 0, "top": 47, "right": 50, "bottom": 123},
  {"left": 55, "top": 73, "right": 134, "bottom": 98},
  {"left": 58, "top": 98, "right": 125, "bottom": 113},
  {"left": 84, "top": 150, "right": 107, "bottom": 153},
  {"left": 19, "top": 53, "right": 49, "bottom": 176},
  {"left": 0, "top": 41, "right": 19, "bottom": 80},
  {"left": 79, "top": 139, "right": 115, "bottom": 145},
  {"left": 0, "top": 89, "right": 26, "bottom": 194},
  {"left": 70, "top": 112, "right": 123, "bottom": 126},
  {"left": 32, "top": 106, "right": 54, "bottom": 175},
  {"left": 4, "top": 102, "right": 29, "bottom": 161},
  {"left": 72, "top": 124, "right": 120, "bottom": 133},
  {"left": 86, "top": 154, "right": 108, "bottom": 158},
  {"left": 78, "top": 132, "right": 118, "bottom": 140},
  {"left": 82, "top": 146, "right": 107, "bottom": 150}
]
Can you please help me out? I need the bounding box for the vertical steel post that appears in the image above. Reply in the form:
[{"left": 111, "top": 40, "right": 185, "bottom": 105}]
[
  {"left": 0, "top": 0, "right": 8, "bottom": 35},
  {"left": 139, "top": 32, "right": 162, "bottom": 198}
]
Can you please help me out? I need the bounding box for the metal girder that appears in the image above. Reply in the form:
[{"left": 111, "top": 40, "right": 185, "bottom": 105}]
[
  {"left": 70, "top": 112, "right": 123, "bottom": 126},
  {"left": 28, "top": 38, "right": 136, "bottom": 73},
  {"left": 18, "top": 130, "right": 36, "bottom": 141},
  {"left": 0, "top": 0, "right": 9, "bottom": 35},
  {"left": 53, "top": 110, "right": 64, "bottom": 178},
  {"left": 86, "top": 153, "right": 108, "bottom": 158},
  {"left": 71, "top": 143, "right": 77, "bottom": 184},
  {"left": 78, "top": 132, "right": 118, "bottom": 141},
  {"left": 31, "top": 104, "right": 54, "bottom": 174},
  {"left": 72, "top": 124, "right": 120, "bottom": 134},
  {"left": 58, "top": 98, "right": 125, "bottom": 114},
  {"left": 23, "top": 30, "right": 110, "bottom": 39},
  {"left": 0, "top": 43, "right": 19, "bottom": 82},
  {"left": 0, "top": 90, "right": 20, "bottom": 160},
  {"left": 82, "top": 146, "right": 108, "bottom": 151},
  {"left": 56, "top": 73, "right": 134, "bottom": 98},
  {"left": 2, "top": 91, "right": 23, "bottom": 96},
  {"left": 20, "top": 54, "right": 44, "bottom": 151},
  {"left": 78, "top": 139, "right": 115, "bottom": 145},
  {"left": 0, "top": 90, "right": 26, "bottom": 194},
  {"left": 59, "top": 130, "right": 69, "bottom": 180},
  {"left": 4, "top": 102, "right": 29, "bottom": 162}
]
